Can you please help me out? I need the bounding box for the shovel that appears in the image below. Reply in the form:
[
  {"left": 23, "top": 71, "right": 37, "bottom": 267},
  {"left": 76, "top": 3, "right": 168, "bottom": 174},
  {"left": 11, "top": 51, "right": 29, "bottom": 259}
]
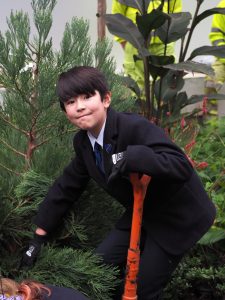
[{"left": 122, "top": 173, "right": 151, "bottom": 300}]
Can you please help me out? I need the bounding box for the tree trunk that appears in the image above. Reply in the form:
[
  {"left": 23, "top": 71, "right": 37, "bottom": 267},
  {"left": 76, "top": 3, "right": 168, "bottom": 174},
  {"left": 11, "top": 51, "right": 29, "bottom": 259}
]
[{"left": 97, "top": 0, "right": 106, "bottom": 40}]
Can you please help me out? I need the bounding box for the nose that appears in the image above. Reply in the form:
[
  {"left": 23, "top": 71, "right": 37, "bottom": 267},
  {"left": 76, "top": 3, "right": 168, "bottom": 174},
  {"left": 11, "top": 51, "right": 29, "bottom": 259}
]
[{"left": 76, "top": 98, "right": 85, "bottom": 111}]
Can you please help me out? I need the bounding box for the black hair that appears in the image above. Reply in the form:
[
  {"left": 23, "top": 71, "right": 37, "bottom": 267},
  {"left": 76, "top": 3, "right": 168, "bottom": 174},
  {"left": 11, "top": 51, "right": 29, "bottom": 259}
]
[{"left": 56, "top": 66, "right": 109, "bottom": 111}]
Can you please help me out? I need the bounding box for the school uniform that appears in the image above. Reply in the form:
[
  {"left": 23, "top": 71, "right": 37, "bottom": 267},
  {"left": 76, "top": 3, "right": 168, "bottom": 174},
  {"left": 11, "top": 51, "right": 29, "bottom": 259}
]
[
  {"left": 44, "top": 285, "right": 89, "bottom": 300},
  {"left": 34, "top": 108, "right": 216, "bottom": 299}
]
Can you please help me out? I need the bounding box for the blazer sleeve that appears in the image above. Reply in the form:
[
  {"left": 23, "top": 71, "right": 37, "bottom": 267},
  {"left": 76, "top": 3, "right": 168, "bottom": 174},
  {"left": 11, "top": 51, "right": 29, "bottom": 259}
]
[
  {"left": 34, "top": 144, "right": 90, "bottom": 233},
  {"left": 124, "top": 116, "right": 193, "bottom": 181}
]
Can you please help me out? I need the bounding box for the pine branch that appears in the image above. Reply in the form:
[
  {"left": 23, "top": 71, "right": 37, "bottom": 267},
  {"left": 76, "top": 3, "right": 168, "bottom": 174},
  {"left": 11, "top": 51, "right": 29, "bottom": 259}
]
[
  {"left": 0, "top": 198, "right": 29, "bottom": 228},
  {"left": 0, "top": 162, "right": 21, "bottom": 176},
  {"left": 25, "top": 41, "right": 37, "bottom": 58},
  {"left": 35, "top": 121, "right": 58, "bottom": 135},
  {"left": 20, "top": 247, "right": 120, "bottom": 300},
  {"left": 0, "top": 112, "right": 28, "bottom": 136},
  {"left": 0, "top": 137, "right": 26, "bottom": 158},
  {"left": 13, "top": 80, "right": 28, "bottom": 101},
  {"left": 35, "top": 128, "right": 76, "bottom": 148}
]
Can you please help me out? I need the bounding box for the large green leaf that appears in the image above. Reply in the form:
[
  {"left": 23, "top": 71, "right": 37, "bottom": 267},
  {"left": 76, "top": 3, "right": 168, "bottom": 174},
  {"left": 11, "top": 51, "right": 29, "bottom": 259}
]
[
  {"left": 117, "top": 0, "right": 151, "bottom": 14},
  {"left": 171, "top": 91, "right": 189, "bottom": 116},
  {"left": 148, "top": 54, "right": 174, "bottom": 80},
  {"left": 136, "top": 9, "right": 169, "bottom": 40},
  {"left": 193, "top": 7, "right": 225, "bottom": 29},
  {"left": 164, "top": 60, "right": 215, "bottom": 77},
  {"left": 154, "top": 70, "right": 185, "bottom": 103},
  {"left": 188, "top": 94, "right": 225, "bottom": 105},
  {"left": 189, "top": 45, "right": 225, "bottom": 60},
  {"left": 120, "top": 75, "right": 141, "bottom": 98},
  {"left": 156, "top": 12, "right": 191, "bottom": 43},
  {"left": 149, "top": 55, "right": 175, "bottom": 66},
  {"left": 198, "top": 226, "right": 225, "bottom": 245},
  {"left": 105, "top": 14, "right": 150, "bottom": 57},
  {"left": 161, "top": 92, "right": 190, "bottom": 126}
]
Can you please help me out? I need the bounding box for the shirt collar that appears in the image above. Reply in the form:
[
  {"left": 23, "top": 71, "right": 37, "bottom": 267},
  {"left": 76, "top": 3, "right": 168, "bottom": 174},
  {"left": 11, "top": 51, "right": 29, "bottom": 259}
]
[{"left": 87, "top": 119, "right": 106, "bottom": 150}]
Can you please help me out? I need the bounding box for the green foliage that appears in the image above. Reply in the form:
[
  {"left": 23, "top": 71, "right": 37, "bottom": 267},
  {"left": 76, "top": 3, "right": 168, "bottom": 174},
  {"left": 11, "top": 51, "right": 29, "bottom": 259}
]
[
  {"left": 0, "top": 0, "right": 130, "bottom": 298},
  {"left": 0, "top": 246, "right": 120, "bottom": 300},
  {"left": 0, "top": 164, "right": 122, "bottom": 297},
  {"left": 105, "top": 7, "right": 225, "bottom": 297},
  {"left": 0, "top": 192, "right": 39, "bottom": 276},
  {"left": 0, "top": 170, "right": 52, "bottom": 253},
  {"left": 192, "top": 117, "right": 225, "bottom": 246},
  {"left": 13, "top": 169, "right": 124, "bottom": 249},
  {"left": 60, "top": 181, "right": 124, "bottom": 249},
  {"left": 105, "top": 1, "right": 225, "bottom": 124},
  {"left": 0, "top": 0, "right": 131, "bottom": 178},
  {"left": 161, "top": 117, "right": 225, "bottom": 299},
  {"left": 17, "top": 247, "right": 120, "bottom": 300},
  {"left": 193, "top": 117, "right": 225, "bottom": 182},
  {"left": 1, "top": 0, "right": 224, "bottom": 298},
  {"left": 164, "top": 245, "right": 225, "bottom": 299}
]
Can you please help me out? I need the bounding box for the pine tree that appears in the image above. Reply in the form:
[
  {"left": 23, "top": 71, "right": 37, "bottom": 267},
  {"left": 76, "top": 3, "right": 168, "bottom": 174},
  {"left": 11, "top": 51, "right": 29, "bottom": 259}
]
[{"left": 0, "top": 1, "right": 132, "bottom": 299}]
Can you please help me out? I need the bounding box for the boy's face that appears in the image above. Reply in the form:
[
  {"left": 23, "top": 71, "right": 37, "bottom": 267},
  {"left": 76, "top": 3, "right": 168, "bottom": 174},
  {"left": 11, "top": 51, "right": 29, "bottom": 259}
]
[{"left": 64, "top": 91, "right": 111, "bottom": 137}]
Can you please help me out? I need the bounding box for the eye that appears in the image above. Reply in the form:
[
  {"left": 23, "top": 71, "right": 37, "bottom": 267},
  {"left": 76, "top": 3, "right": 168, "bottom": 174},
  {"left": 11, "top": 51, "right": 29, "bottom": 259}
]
[
  {"left": 65, "top": 99, "right": 75, "bottom": 106},
  {"left": 83, "top": 94, "right": 91, "bottom": 100}
]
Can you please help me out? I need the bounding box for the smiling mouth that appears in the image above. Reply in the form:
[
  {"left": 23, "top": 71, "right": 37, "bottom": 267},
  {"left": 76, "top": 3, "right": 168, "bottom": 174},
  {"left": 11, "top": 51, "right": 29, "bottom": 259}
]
[{"left": 77, "top": 114, "right": 90, "bottom": 119}]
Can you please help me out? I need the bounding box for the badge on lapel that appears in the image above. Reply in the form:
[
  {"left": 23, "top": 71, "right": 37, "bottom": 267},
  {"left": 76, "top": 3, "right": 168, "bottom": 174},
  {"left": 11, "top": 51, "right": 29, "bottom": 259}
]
[{"left": 104, "top": 144, "right": 112, "bottom": 153}]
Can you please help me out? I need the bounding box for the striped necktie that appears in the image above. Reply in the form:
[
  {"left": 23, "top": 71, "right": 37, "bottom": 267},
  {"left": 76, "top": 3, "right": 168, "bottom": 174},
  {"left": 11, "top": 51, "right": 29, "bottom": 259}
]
[{"left": 94, "top": 142, "right": 104, "bottom": 174}]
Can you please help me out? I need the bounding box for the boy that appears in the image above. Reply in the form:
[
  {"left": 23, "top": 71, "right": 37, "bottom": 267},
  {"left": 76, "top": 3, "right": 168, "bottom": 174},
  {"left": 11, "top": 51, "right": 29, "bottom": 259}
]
[{"left": 22, "top": 66, "right": 216, "bottom": 300}]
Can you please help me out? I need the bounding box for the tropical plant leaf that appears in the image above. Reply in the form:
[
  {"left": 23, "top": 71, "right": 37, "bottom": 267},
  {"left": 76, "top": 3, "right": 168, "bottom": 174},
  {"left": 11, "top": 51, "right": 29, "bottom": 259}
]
[
  {"left": 164, "top": 61, "right": 215, "bottom": 77},
  {"left": 105, "top": 14, "right": 149, "bottom": 57},
  {"left": 148, "top": 54, "right": 174, "bottom": 80},
  {"left": 198, "top": 226, "right": 225, "bottom": 245},
  {"left": 193, "top": 7, "right": 225, "bottom": 29},
  {"left": 156, "top": 12, "right": 191, "bottom": 43},
  {"left": 149, "top": 55, "right": 175, "bottom": 66},
  {"left": 172, "top": 91, "right": 189, "bottom": 116},
  {"left": 117, "top": 0, "right": 151, "bottom": 14},
  {"left": 154, "top": 70, "right": 185, "bottom": 102},
  {"left": 120, "top": 75, "right": 141, "bottom": 98},
  {"left": 136, "top": 9, "right": 168, "bottom": 40},
  {"left": 188, "top": 94, "right": 225, "bottom": 104},
  {"left": 189, "top": 45, "right": 225, "bottom": 60}
]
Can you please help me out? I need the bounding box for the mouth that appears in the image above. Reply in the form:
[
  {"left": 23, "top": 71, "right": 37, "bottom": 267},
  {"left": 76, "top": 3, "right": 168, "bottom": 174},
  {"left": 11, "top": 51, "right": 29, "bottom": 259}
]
[{"left": 76, "top": 114, "right": 90, "bottom": 120}]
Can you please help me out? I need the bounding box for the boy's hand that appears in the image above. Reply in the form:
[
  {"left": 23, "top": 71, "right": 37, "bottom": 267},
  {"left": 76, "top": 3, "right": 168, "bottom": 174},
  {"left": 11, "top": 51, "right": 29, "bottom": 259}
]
[
  {"left": 108, "top": 151, "right": 127, "bottom": 184},
  {"left": 20, "top": 233, "right": 48, "bottom": 268}
]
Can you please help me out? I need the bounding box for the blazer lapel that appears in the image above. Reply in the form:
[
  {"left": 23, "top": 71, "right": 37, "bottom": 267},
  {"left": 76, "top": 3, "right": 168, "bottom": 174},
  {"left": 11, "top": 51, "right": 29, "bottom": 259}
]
[{"left": 103, "top": 108, "right": 118, "bottom": 178}]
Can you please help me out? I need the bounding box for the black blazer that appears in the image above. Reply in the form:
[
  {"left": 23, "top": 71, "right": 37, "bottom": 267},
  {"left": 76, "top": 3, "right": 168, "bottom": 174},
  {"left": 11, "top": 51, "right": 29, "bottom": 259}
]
[
  {"left": 44, "top": 285, "right": 89, "bottom": 300},
  {"left": 34, "top": 108, "right": 216, "bottom": 255}
]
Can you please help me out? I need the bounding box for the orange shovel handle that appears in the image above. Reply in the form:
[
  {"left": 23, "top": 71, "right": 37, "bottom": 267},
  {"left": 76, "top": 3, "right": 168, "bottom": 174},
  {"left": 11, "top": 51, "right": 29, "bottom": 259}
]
[{"left": 122, "top": 173, "right": 151, "bottom": 300}]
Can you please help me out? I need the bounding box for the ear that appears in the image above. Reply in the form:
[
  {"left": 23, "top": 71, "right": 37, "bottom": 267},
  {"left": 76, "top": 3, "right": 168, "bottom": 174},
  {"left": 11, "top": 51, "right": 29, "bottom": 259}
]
[
  {"left": 103, "top": 92, "right": 111, "bottom": 108},
  {"left": 20, "top": 284, "right": 32, "bottom": 300}
]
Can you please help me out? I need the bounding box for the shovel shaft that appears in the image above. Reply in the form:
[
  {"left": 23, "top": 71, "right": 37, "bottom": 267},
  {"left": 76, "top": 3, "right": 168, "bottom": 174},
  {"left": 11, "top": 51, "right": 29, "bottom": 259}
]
[{"left": 122, "top": 174, "right": 151, "bottom": 300}]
